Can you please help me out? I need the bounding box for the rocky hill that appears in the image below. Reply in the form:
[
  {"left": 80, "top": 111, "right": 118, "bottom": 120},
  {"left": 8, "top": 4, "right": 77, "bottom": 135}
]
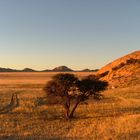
[
  {"left": 97, "top": 50, "right": 140, "bottom": 88},
  {"left": 52, "top": 66, "right": 73, "bottom": 72},
  {"left": 0, "top": 67, "right": 19, "bottom": 72},
  {"left": 22, "top": 68, "right": 37, "bottom": 72},
  {"left": 81, "top": 69, "right": 91, "bottom": 72}
]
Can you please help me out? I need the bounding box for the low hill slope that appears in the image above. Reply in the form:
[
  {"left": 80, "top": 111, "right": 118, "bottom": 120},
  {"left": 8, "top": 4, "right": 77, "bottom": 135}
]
[
  {"left": 52, "top": 66, "right": 73, "bottom": 72},
  {"left": 0, "top": 67, "right": 19, "bottom": 72},
  {"left": 97, "top": 50, "right": 140, "bottom": 88},
  {"left": 22, "top": 68, "right": 37, "bottom": 72}
]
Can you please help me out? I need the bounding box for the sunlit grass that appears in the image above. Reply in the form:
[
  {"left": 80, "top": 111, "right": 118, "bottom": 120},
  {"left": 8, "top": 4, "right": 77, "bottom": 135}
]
[
  {"left": 0, "top": 85, "right": 139, "bottom": 139},
  {"left": 0, "top": 72, "right": 139, "bottom": 139}
]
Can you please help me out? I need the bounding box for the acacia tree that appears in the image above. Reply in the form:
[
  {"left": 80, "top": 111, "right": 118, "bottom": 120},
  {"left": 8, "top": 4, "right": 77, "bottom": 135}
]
[
  {"left": 69, "top": 75, "right": 108, "bottom": 118},
  {"left": 44, "top": 74, "right": 108, "bottom": 119},
  {"left": 44, "top": 73, "right": 78, "bottom": 119}
]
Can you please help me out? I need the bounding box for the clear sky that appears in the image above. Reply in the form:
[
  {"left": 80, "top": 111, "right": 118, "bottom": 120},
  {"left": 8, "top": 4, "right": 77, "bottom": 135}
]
[{"left": 0, "top": 0, "right": 140, "bottom": 70}]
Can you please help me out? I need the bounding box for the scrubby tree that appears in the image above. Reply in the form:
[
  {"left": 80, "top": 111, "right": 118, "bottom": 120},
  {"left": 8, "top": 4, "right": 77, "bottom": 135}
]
[
  {"left": 69, "top": 75, "right": 108, "bottom": 118},
  {"left": 44, "top": 73, "right": 108, "bottom": 119},
  {"left": 44, "top": 73, "right": 78, "bottom": 119}
]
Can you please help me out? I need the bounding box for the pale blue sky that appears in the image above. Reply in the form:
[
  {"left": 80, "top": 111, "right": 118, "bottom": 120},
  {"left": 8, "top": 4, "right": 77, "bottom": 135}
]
[{"left": 0, "top": 0, "right": 140, "bottom": 70}]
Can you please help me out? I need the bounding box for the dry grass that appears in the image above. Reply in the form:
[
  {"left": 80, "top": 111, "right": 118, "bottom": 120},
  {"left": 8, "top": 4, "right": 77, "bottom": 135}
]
[
  {"left": 0, "top": 72, "right": 95, "bottom": 90},
  {"left": 97, "top": 51, "right": 140, "bottom": 88},
  {"left": 0, "top": 72, "right": 139, "bottom": 140}
]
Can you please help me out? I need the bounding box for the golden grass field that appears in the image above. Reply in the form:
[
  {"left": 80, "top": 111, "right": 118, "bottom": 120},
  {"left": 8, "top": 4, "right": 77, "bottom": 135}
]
[{"left": 0, "top": 72, "right": 139, "bottom": 140}]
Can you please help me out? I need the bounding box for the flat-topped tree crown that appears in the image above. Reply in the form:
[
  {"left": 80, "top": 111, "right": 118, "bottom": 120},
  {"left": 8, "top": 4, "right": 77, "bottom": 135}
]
[
  {"left": 75, "top": 75, "right": 108, "bottom": 101},
  {"left": 44, "top": 73, "right": 108, "bottom": 119},
  {"left": 44, "top": 73, "right": 78, "bottom": 97}
]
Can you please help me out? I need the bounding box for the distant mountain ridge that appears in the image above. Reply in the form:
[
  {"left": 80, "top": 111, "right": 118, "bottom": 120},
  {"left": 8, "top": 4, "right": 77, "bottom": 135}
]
[
  {"left": 0, "top": 67, "right": 19, "bottom": 72},
  {"left": 0, "top": 66, "right": 97, "bottom": 72},
  {"left": 22, "top": 68, "right": 37, "bottom": 72},
  {"left": 52, "top": 66, "right": 73, "bottom": 72},
  {"left": 0, "top": 67, "right": 37, "bottom": 72}
]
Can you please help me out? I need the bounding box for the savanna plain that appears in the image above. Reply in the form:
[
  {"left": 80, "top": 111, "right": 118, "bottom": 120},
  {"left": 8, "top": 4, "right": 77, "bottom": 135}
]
[{"left": 0, "top": 72, "right": 139, "bottom": 140}]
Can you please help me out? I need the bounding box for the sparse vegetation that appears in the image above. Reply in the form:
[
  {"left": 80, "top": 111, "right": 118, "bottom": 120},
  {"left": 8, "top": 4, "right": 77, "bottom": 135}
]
[
  {"left": 126, "top": 58, "right": 140, "bottom": 65},
  {"left": 98, "top": 51, "right": 140, "bottom": 88},
  {"left": 97, "top": 71, "right": 109, "bottom": 78},
  {"left": 44, "top": 73, "right": 78, "bottom": 119},
  {"left": 112, "top": 58, "right": 140, "bottom": 71},
  {"left": 44, "top": 74, "right": 108, "bottom": 119},
  {"left": 0, "top": 72, "right": 139, "bottom": 139},
  {"left": 112, "top": 62, "right": 125, "bottom": 71}
]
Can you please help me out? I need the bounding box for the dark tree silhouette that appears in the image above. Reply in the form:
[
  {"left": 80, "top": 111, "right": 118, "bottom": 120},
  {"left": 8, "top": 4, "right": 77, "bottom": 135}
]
[
  {"left": 69, "top": 75, "right": 108, "bottom": 118},
  {"left": 44, "top": 74, "right": 108, "bottom": 119},
  {"left": 44, "top": 73, "right": 78, "bottom": 119}
]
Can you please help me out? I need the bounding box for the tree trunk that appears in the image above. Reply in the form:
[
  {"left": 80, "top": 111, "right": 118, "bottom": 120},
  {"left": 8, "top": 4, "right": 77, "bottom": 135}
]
[
  {"left": 69, "top": 100, "right": 80, "bottom": 118},
  {"left": 63, "top": 93, "right": 71, "bottom": 119},
  {"left": 65, "top": 107, "right": 70, "bottom": 119}
]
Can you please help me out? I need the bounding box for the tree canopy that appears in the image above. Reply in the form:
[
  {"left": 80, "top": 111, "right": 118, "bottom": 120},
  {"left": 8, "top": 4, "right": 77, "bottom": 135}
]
[{"left": 44, "top": 73, "right": 108, "bottom": 119}]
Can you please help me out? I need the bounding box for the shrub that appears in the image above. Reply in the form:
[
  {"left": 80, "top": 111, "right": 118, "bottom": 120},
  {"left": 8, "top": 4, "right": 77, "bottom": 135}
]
[{"left": 44, "top": 73, "right": 108, "bottom": 119}]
